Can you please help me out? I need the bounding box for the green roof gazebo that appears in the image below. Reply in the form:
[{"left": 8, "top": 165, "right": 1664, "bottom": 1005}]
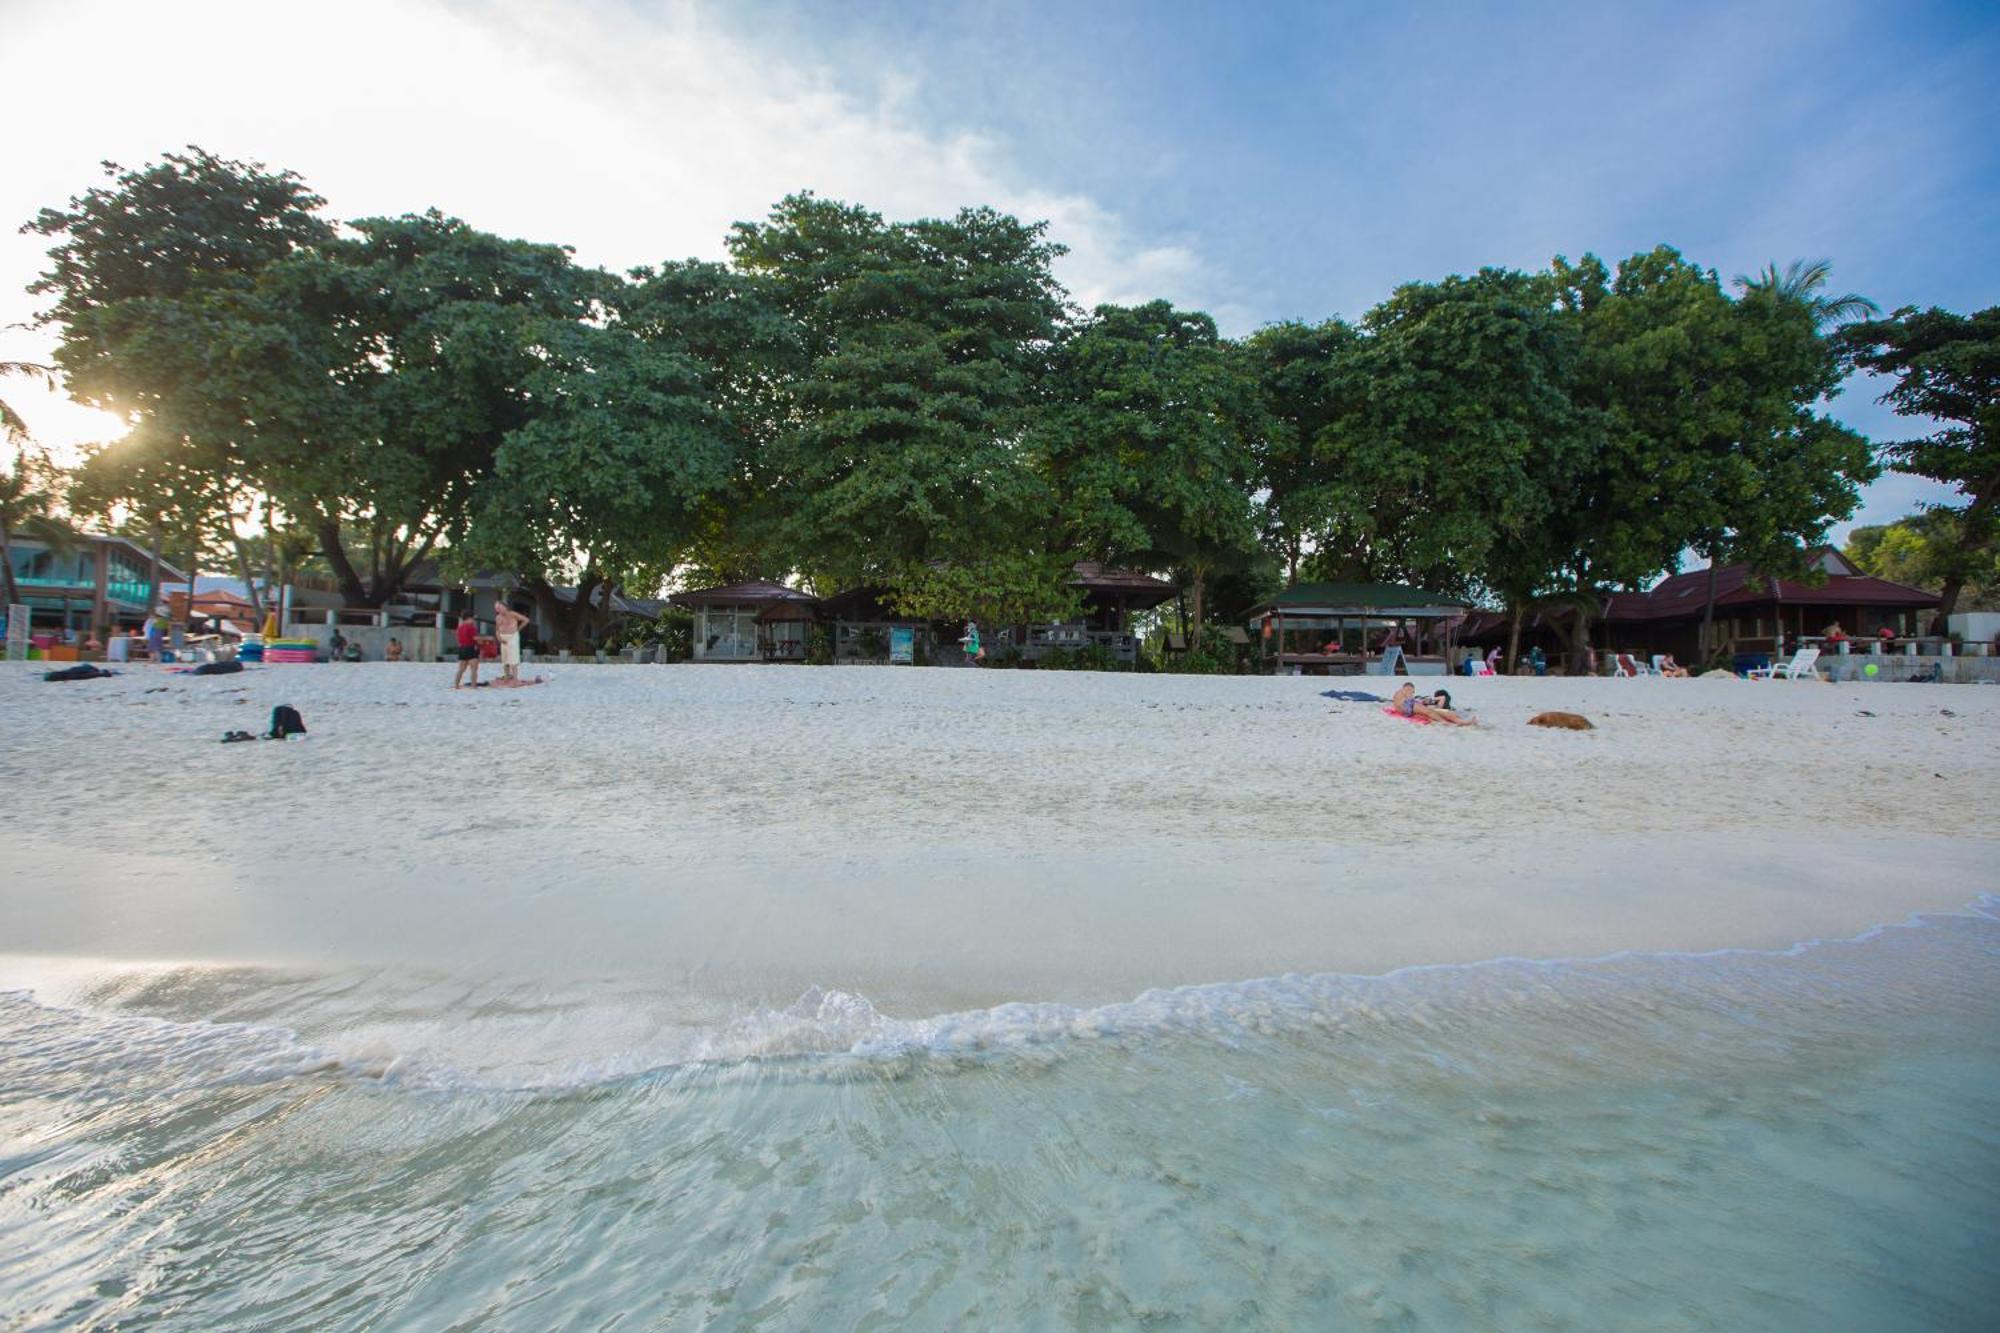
[{"left": 1244, "top": 582, "right": 1469, "bottom": 676}]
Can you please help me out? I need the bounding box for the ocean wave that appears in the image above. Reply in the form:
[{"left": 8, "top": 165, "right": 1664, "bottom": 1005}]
[{"left": 4, "top": 894, "right": 1996, "bottom": 1097}]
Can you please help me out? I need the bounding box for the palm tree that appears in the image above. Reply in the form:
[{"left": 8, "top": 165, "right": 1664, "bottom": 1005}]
[
  {"left": 0, "top": 359, "right": 56, "bottom": 444},
  {"left": 1, "top": 361, "right": 72, "bottom": 624},
  {"left": 1732, "top": 259, "right": 1879, "bottom": 329},
  {"left": 0, "top": 447, "right": 77, "bottom": 618}
]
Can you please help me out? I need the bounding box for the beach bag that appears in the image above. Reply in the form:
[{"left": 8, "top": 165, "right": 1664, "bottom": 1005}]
[{"left": 267, "top": 705, "right": 308, "bottom": 740}]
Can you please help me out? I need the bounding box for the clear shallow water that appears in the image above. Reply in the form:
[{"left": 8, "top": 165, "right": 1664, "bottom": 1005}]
[{"left": 4, "top": 908, "right": 1999, "bottom": 1330}]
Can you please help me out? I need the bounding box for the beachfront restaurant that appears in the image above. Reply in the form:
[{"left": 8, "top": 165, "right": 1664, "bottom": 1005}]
[
  {"left": 670, "top": 579, "right": 818, "bottom": 662},
  {"left": 4, "top": 533, "right": 186, "bottom": 635},
  {"left": 1246, "top": 581, "right": 1469, "bottom": 675}
]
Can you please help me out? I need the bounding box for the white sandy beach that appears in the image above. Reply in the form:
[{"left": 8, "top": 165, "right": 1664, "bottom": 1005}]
[{"left": 4, "top": 662, "right": 1994, "bottom": 1041}]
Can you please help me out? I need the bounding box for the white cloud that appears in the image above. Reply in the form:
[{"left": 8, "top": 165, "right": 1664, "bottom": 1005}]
[{"left": 0, "top": 0, "right": 1215, "bottom": 460}]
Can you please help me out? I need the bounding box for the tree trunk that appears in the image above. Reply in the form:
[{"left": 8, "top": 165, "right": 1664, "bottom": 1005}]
[
  {"left": 1699, "top": 550, "right": 1721, "bottom": 661},
  {"left": 1505, "top": 602, "right": 1524, "bottom": 675},
  {"left": 1930, "top": 480, "right": 1995, "bottom": 634},
  {"left": 144, "top": 525, "right": 162, "bottom": 614},
  {"left": 1189, "top": 568, "right": 1207, "bottom": 651},
  {"left": 1565, "top": 605, "right": 1594, "bottom": 676},
  {"left": 1, "top": 519, "right": 19, "bottom": 615},
  {"left": 233, "top": 534, "right": 262, "bottom": 617},
  {"left": 318, "top": 521, "right": 371, "bottom": 607}
]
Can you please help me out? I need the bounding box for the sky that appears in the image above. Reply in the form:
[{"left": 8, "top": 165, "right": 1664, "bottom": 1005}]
[{"left": 3, "top": 0, "right": 1995, "bottom": 544}]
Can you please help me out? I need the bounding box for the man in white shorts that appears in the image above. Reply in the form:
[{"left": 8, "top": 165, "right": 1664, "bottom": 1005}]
[{"left": 494, "top": 601, "right": 529, "bottom": 682}]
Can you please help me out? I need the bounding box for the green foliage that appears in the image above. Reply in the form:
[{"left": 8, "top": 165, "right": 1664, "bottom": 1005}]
[
  {"left": 1163, "top": 634, "right": 1240, "bottom": 675},
  {"left": 887, "top": 551, "right": 1081, "bottom": 626},
  {"left": 729, "top": 195, "right": 1067, "bottom": 598},
  {"left": 1841, "top": 305, "right": 2000, "bottom": 624},
  {"left": 1847, "top": 512, "right": 1998, "bottom": 607},
  {"left": 1035, "top": 300, "right": 1266, "bottom": 643},
  {"left": 19, "top": 153, "right": 1898, "bottom": 663}
]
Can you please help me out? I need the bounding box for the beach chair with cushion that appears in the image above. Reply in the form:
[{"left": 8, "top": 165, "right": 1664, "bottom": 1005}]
[
  {"left": 1748, "top": 647, "right": 1821, "bottom": 681},
  {"left": 1613, "top": 653, "right": 1641, "bottom": 677}
]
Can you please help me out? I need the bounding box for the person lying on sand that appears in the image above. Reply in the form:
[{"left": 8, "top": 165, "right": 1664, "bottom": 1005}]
[
  {"left": 1391, "top": 681, "right": 1476, "bottom": 726},
  {"left": 487, "top": 673, "right": 549, "bottom": 688}
]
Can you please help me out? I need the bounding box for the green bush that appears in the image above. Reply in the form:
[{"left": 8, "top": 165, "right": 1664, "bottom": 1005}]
[{"left": 1165, "top": 635, "right": 1240, "bottom": 675}]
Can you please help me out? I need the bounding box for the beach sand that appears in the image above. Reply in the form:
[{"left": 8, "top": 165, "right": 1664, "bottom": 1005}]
[{"left": 3, "top": 663, "right": 1993, "bottom": 1035}]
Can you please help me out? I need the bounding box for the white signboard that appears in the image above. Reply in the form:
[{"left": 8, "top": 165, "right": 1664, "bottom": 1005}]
[{"left": 5, "top": 604, "right": 27, "bottom": 662}]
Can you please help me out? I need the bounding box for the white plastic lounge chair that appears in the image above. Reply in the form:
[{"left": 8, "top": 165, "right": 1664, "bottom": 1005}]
[
  {"left": 1650, "top": 654, "right": 1669, "bottom": 674},
  {"left": 1613, "top": 653, "right": 1641, "bottom": 677},
  {"left": 1748, "top": 647, "right": 1820, "bottom": 680}
]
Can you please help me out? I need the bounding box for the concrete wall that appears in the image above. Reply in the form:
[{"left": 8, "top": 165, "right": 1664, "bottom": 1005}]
[
  {"left": 1950, "top": 611, "right": 2000, "bottom": 645},
  {"left": 1819, "top": 649, "right": 2000, "bottom": 685},
  {"left": 282, "top": 624, "right": 442, "bottom": 662}
]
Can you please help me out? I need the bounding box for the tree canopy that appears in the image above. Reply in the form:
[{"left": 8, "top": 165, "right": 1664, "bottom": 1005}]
[
  {"left": 17, "top": 147, "right": 1897, "bottom": 656},
  {"left": 1841, "top": 305, "right": 2000, "bottom": 628}
]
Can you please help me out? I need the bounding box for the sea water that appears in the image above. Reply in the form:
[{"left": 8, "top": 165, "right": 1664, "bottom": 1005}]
[{"left": 4, "top": 905, "right": 1998, "bottom": 1330}]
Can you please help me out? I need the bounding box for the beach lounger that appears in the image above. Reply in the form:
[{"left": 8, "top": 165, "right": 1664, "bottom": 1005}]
[{"left": 1748, "top": 647, "right": 1821, "bottom": 680}]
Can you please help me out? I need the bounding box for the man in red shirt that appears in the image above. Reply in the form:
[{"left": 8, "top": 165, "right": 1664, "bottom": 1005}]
[{"left": 451, "top": 612, "right": 482, "bottom": 689}]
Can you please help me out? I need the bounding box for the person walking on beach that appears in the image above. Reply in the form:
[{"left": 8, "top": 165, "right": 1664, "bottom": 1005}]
[
  {"left": 494, "top": 601, "right": 529, "bottom": 683},
  {"left": 452, "top": 612, "right": 482, "bottom": 689},
  {"left": 961, "top": 620, "right": 983, "bottom": 666}
]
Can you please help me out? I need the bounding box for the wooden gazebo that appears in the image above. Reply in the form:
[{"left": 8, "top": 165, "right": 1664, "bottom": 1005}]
[{"left": 1245, "top": 582, "right": 1469, "bottom": 676}]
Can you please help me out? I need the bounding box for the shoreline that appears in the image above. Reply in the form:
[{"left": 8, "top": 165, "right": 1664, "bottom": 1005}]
[{"left": 3, "top": 663, "right": 1995, "bottom": 1028}]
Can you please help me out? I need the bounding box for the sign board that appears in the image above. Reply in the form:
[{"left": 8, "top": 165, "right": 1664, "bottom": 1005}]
[
  {"left": 889, "top": 625, "right": 915, "bottom": 665},
  {"left": 4, "top": 604, "right": 26, "bottom": 662}
]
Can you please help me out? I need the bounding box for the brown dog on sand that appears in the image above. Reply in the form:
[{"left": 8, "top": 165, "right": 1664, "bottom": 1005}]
[{"left": 1527, "top": 711, "right": 1594, "bottom": 731}]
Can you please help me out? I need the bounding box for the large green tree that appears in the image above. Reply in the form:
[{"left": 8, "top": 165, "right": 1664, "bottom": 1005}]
[
  {"left": 1841, "top": 305, "right": 2000, "bottom": 630},
  {"left": 1036, "top": 300, "right": 1266, "bottom": 645},
  {"left": 727, "top": 194, "right": 1068, "bottom": 613},
  {"left": 1240, "top": 319, "right": 1361, "bottom": 584},
  {"left": 1559, "top": 248, "right": 1874, "bottom": 661},
  {"left": 1312, "top": 267, "right": 1583, "bottom": 664},
  {"left": 27, "top": 152, "right": 603, "bottom": 608},
  {"left": 454, "top": 270, "right": 754, "bottom": 648}
]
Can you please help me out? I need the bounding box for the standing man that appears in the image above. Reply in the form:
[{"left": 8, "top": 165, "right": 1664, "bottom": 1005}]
[
  {"left": 452, "top": 611, "right": 482, "bottom": 689},
  {"left": 493, "top": 601, "right": 529, "bottom": 683}
]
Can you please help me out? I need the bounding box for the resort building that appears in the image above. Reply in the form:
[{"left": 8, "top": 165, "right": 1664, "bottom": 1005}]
[
  {"left": 1595, "top": 547, "right": 1940, "bottom": 663},
  {"left": 817, "top": 587, "right": 934, "bottom": 663},
  {"left": 1245, "top": 582, "right": 1471, "bottom": 675},
  {"left": 978, "top": 562, "right": 1177, "bottom": 665},
  {"left": 1458, "top": 547, "right": 1944, "bottom": 670},
  {"left": 3, "top": 533, "right": 186, "bottom": 632},
  {"left": 670, "top": 580, "right": 818, "bottom": 662}
]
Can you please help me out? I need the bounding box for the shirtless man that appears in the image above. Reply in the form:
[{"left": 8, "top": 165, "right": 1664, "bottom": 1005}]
[{"left": 494, "top": 602, "right": 530, "bottom": 682}]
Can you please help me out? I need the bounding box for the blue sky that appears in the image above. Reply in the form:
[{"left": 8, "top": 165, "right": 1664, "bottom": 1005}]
[
  {"left": 4, "top": 0, "right": 1995, "bottom": 539},
  {"left": 713, "top": 0, "right": 2000, "bottom": 531}
]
